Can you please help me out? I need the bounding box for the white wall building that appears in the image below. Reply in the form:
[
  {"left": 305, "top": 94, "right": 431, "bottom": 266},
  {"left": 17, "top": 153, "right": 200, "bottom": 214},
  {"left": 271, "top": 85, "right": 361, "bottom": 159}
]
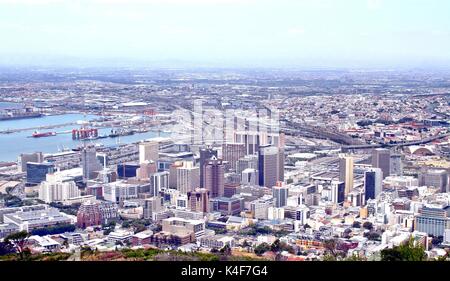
[{"left": 39, "top": 173, "right": 80, "bottom": 203}]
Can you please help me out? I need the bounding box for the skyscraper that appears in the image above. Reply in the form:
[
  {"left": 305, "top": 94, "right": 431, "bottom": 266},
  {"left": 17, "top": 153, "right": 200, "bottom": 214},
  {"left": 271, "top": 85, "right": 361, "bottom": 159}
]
[
  {"left": 258, "top": 145, "right": 284, "bottom": 188},
  {"left": 18, "top": 152, "right": 44, "bottom": 173},
  {"left": 338, "top": 154, "right": 354, "bottom": 196},
  {"left": 390, "top": 153, "right": 403, "bottom": 176},
  {"left": 203, "top": 156, "right": 225, "bottom": 198},
  {"left": 331, "top": 181, "right": 345, "bottom": 204},
  {"left": 419, "top": 169, "right": 449, "bottom": 193},
  {"left": 136, "top": 161, "right": 157, "bottom": 180},
  {"left": 236, "top": 154, "right": 258, "bottom": 175},
  {"left": 372, "top": 148, "right": 391, "bottom": 179},
  {"left": 139, "top": 141, "right": 159, "bottom": 164},
  {"left": 272, "top": 181, "right": 288, "bottom": 208},
  {"left": 234, "top": 131, "right": 260, "bottom": 155},
  {"left": 176, "top": 161, "right": 200, "bottom": 194},
  {"left": 143, "top": 197, "right": 163, "bottom": 221},
  {"left": 169, "top": 161, "right": 183, "bottom": 189},
  {"left": 26, "top": 162, "right": 55, "bottom": 185},
  {"left": 222, "top": 142, "right": 245, "bottom": 171},
  {"left": 81, "top": 147, "right": 102, "bottom": 183},
  {"left": 241, "top": 168, "right": 258, "bottom": 186},
  {"left": 187, "top": 188, "right": 210, "bottom": 213},
  {"left": 364, "top": 168, "right": 383, "bottom": 200},
  {"left": 199, "top": 147, "right": 218, "bottom": 188},
  {"left": 149, "top": 171, "right": 169, "bottom": 196}
]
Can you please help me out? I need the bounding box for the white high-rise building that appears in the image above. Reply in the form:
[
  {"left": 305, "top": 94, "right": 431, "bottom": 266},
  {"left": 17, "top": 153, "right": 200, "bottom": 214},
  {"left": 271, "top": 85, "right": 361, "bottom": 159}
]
[
  {"left": 339, "top": 154, "right": 354, "bottom": 196},
  {"left": 330, "top": 180, "right": 345, "bottom": 204},
  {"left": 268, "top": 207, "right": 285, "bottom": 220},
  {"left": 150, "top": 171, "right": 169, "bottom": 196},
  {"left": 39, "top": 173, "right": 80, "bottom": 203},
  {"left": 241, "top": 168, "right": 258, "bottom": 186},
  {"left": 176, "top": 161, "right": 200, "bottom": 194},
  {"left": 139, "top": 141, "right": 159, "bottom": 164}
]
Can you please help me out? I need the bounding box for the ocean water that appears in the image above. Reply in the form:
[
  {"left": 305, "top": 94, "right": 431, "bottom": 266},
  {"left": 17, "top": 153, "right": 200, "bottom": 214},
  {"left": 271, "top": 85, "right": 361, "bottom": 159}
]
[{"left": 0, "top": 112, "right": 168, "bottom": 162}]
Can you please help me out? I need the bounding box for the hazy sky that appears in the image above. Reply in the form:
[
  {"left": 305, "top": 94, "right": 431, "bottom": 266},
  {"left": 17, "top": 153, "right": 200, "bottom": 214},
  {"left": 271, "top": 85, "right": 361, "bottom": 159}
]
[{"left": 1, "top": 0, "right": 450, "bottom": 68}]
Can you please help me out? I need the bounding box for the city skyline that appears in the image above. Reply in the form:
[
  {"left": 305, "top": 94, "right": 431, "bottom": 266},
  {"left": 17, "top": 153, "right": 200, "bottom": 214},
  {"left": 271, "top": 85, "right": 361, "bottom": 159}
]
[{"left": 0, "top": 0, "right": 450, "bottom": 268}]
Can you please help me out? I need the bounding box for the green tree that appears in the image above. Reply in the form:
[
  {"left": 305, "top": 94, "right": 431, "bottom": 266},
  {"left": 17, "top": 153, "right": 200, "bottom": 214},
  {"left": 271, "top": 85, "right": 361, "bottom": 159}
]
[
  {"left": 362, "top": 222, "right": 373, "bottom": 230},
  {"left": 364, "top": 231, "right": 381, "bottom": 241},
  {"left": 62, "top": 240, "right": 69, "bottom": 248},
  {"left": 352, "top": 221, "right": 361, "bottom": 228},
  {"left": 322, "top": 254, "right": 337, "bottom": 261},
  {"left": 4, "top": 231, "right": 30, "bottom": 261},
  {"left": 254, "top": 243, "right": 271, "bottom": 256},
  {"left": 271, "top": 239, "right": 281, "bottom": 253},
  {"left": 0, "top": 241, "right": 15, "bottom": 256},
  {"left": 431, "top": 236, "right": 443, "bottom": 246},
  {"left": 344, "top": 254, "right": 366, "bottom": 261},
  {"left": 324, "top": 239, "right": 339, "bottom": 259},
  {"left": 220, "top": 244, "right": 232, "bottom": 257},
  {"left": 381, "top": 238, "right": 426, "bottom": 261},
  {"left": 122, "top": 220, "right": 131, "bottom": 228}
]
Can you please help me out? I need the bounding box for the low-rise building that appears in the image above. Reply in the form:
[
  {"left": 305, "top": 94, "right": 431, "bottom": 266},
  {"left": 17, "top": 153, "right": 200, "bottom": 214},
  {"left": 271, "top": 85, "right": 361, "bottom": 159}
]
[
  {"left": 199, "top": 234, "right": 235, "bottom": 249},
  {"left": 3, "top": 207, "right": 74, "bottom": 232}
]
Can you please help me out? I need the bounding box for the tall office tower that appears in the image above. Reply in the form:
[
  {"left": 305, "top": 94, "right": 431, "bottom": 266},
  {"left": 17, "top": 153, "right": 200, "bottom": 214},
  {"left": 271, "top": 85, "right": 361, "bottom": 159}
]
[
  {"left": 81, "top": 147, "right": 102, "bottom": 183},
  {"left": 149, "top": 171, "right": 169, "bottom": 196},
  {"left": 96, "top": 152, "right": 108, "bottom": 169},
  {"left": 169, "top": 161, "right": 183, "bottom": 189},
  {"left": 136, "top": 161, "right": 157, "bottom": 180},
  {"left": 338, "top": 154, "right": 354, "bottom": 196},
  {"left": 18, "top": 152, "right": 44, "bottom": 173},
  {"left": 203, "top": 156, "right": 225, "bottom": 198},
  {"left": 258, "top": 145, "right": 284, "bottom": 188},
  {"left": 372, "top": 148, "right": 391, "bottom": 179},
  {"left": 272, "top": 181, "right": 288, "bottom": 208},
  {"left": 39, "top": 174, "right": 80, "bottom": 203},
  {"left": 199, "top": 147, "right": 218, "bottom": 188},
  {"left": 234, "top": 130, "right": 284, "bottom": 156},
  {"left": 222, "top": 143, "right": 246, "bottom": 171},
  {"left": 139, "top": 141, "right": 159, "bottom": 164},
  {"left": 143, "top": 197, "right": 163, "bottom": 220},
  {"left": 390, "top": 154, "right": 403, "bottom": 176},
  {"left": 241, "top": 168, "right": 259, "bottom": 185},
  {"left": 26, "top": 162, "right": 55, "bottom": 185},
  {"left": 234, "top": 131, "right": 260, "bottom": 155},
  {"left": 176, "top": 161, "right": 200, "bottom": 194},
  {"left": 364, "top": 168, "right": 383, "bottom": 200},
  {"left": 187, "top": 188, "right": 210, "bottom": 213},
  {"left": 331, "top": 181, "right": 345, "bottom": 204},
  {"left": 419, "top": 169, "right": 449, "bottom": 193},
  {"left": 236, "top": 154, "right": 258, "bottom": 176}
]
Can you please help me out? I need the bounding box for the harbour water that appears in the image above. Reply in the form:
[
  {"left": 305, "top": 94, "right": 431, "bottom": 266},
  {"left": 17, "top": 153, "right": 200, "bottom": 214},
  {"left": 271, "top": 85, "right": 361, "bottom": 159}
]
[{"left": 0, "top": 110, "right": 168, "bottom": 162}]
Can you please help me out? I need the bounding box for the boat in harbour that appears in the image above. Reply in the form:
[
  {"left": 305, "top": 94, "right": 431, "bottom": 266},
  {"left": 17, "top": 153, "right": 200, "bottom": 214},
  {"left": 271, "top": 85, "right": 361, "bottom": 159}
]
[{"left": 32, "top": 131, "right": 56, "bottom": 138}]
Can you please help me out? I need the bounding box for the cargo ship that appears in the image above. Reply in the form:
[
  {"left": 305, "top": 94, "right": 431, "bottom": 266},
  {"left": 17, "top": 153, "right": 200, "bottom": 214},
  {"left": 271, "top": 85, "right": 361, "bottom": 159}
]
[
  {"left": 32, "top": 131, "right": 56, "bottom": 138},
  {"left": 109, "top": 129, "right": 134, "bottom": 138},
  {"left": 0, "top": 112, "right": 43, "bottom": 121}
]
